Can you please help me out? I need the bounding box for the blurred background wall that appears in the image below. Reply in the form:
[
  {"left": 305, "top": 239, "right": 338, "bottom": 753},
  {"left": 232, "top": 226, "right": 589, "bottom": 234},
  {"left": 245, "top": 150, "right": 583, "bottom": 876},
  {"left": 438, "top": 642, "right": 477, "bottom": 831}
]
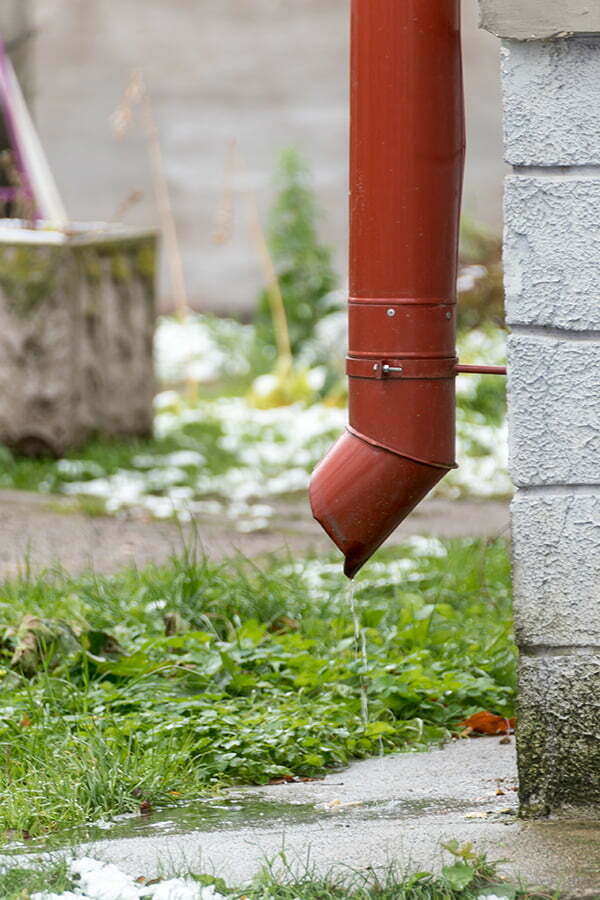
[{"left": 7, "top": 0, "right": 505, "bottom": 315}]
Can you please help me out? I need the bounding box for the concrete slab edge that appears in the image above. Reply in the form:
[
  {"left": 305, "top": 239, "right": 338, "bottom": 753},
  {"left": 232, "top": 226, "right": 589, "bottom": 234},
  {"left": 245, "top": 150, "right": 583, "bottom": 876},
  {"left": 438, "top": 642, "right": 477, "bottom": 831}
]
[{"left": 479, "top": 0, "right": 600, "bottom": 40}]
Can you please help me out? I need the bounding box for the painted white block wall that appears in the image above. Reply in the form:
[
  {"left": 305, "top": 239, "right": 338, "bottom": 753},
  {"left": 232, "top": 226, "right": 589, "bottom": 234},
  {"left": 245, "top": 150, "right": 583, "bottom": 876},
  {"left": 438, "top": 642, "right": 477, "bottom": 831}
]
[{"left": 482, "top": 8, "right": 600, "bottom": 816}]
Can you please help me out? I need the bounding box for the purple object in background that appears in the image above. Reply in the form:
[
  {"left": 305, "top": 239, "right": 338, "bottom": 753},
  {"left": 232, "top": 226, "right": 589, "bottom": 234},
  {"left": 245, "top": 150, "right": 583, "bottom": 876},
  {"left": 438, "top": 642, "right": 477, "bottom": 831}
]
[
  {"left": 0, "top": 36, "right": 67, "bottom": 226},
  {"left": 0, "top": 37, "right": 35, "bottom": 214}
]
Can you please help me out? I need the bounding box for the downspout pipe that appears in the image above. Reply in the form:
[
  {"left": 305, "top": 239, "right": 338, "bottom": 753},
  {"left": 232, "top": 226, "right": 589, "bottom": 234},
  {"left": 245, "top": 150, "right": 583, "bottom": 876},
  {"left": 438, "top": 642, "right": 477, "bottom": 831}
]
[{"left": 310, "top": 0, "right": 466, "bottom": 579}]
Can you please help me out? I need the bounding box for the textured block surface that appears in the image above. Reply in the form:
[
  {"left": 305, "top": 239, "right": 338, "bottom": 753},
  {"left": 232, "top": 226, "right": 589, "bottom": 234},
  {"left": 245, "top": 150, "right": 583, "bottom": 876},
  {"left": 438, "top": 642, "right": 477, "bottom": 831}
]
[
  {"left": 481, "top": 0, "right": 600, "bottom": 40},
  {"left": 507, "top": 335, "right": 600, "bottom": 486},
  {"left": 500, "top": 13, "right": 600, "bottom": 818},
  {"left": 512, "top": 492, "right": 600, "bottom": 647},
  {"left": 502, "top": 38, "right": 600, "bottom": 165},
  {"left": 0, "top": 229, "right": 157, "bottom": 455},
  {"left": 517, "top": 655, "right": 600, "bottom": 816},
  {"left": 505, "top": 176, "right": 600, "bottom": 330}
]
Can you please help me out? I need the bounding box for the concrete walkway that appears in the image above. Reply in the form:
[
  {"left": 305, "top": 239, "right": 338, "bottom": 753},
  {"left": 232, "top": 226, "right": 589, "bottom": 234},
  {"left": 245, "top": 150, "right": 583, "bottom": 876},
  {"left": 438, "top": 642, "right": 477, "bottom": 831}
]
[
  {"left": 3, "top": 741, "right": 599, "bottom": 897},
  {"left": 0, "top": 489, "right": 510, "bottom": 578}
]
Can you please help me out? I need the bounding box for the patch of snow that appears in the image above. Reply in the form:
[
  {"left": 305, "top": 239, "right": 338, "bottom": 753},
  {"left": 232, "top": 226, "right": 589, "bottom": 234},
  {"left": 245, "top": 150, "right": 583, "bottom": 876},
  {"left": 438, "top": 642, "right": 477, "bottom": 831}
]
[
  {"left": 145, "top": 878, "right": 224, "bottom": 899},
  {"left": 56, "top": 460, "right": 106, "bottom": 479},
  {"left": 32, "top": 858, "right": 226, "bottom": 900},
  {"left": 155, "top": 315, "right": 253, "bottom": 385},
  {"left": 132, "top": 452, "right": 206, "bottom": 469},
  {"left": 457, "top": 264, "right": 488, "bottom": 294},
  {"left": 404, "top": 536, "right": 448, "bottom": 557},
  {"left": 70, "top": 858, "right": 140, "bottom": 900},
  {"left": 59, "top": 396, "right": 345, "bottom": 530},
  {"left": 284, "top": 550, "right": 437, "bottom": 601},
  {"left": 449, "top": 420, "right": 511, "bottom": 499},
  {"left": 32, "top": 893, "right": 82, "bottom": 900},
  {"left": 458, "top": 326, "right": 507, "bottom": 366}
]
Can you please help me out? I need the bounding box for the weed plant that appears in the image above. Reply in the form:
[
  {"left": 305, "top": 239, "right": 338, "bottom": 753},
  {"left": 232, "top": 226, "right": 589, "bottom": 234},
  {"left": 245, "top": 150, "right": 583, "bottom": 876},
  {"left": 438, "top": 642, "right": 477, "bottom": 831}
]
[{"left": 255, "top": 148, "right": 338, "bottom": 358}]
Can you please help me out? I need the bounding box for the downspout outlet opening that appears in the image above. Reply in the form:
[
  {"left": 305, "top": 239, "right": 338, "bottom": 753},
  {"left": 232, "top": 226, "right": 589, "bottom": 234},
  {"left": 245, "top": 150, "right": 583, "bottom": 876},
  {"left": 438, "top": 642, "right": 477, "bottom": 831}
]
[{"left": 309, "top": 429, "right": 451, "bottom": 579}]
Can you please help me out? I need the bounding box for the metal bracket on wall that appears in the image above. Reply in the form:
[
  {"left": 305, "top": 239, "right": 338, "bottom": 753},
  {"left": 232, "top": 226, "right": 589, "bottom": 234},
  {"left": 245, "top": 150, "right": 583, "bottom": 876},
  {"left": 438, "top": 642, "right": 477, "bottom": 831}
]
[{"left": 456, "top": 364, "right": 507, "bottom": 376}]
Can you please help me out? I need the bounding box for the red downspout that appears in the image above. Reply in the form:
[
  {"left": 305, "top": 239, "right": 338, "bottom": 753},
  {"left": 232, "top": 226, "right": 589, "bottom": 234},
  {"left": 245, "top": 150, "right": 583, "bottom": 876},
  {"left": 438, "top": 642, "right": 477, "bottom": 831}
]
[{"left": 310, "top": 0, "right": 466, "bottom": 579}]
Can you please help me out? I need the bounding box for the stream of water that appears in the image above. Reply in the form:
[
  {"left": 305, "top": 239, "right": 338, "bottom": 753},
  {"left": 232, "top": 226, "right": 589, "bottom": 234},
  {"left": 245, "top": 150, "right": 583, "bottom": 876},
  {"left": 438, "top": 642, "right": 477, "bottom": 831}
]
[{"left": 347, "top": 580, "right": 369, "bottom": 725}]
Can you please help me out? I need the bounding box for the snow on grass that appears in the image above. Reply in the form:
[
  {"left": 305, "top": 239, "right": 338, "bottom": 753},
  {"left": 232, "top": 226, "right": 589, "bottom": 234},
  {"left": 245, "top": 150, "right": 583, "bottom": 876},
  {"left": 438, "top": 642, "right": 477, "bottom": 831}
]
[
  {"left": 155, "top": 315, "right": 254, "bottom": 385},
  {"left": 32, "top": 857, "right": 225, "bottom": 900},
  {"left": 284, "top": 536, "right": 448, "bottom": 600},
  {"left": 60, "top": 394, "right": 346, "bottom": 531},
  {"left": 52, "top": 317, "right": 510, "bottom": 525},
  {"left": 446, "top": 326, "right": 511, "bottom": 498},
  {"left": 447, "top": 417, "right": 511, "bottom": 499}
]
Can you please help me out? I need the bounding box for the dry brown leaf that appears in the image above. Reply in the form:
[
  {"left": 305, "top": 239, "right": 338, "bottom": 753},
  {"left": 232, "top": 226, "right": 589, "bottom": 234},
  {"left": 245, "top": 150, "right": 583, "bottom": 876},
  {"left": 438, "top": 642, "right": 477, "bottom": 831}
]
[{"left": 459, "top": 711, "right": 516, "bottom": 735}]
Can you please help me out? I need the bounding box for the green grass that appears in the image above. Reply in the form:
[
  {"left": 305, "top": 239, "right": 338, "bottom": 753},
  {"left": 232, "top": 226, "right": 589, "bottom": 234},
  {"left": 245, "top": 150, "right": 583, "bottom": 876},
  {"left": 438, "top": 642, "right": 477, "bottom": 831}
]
[
  {"left": 0, "top": 418, "right": 234, "bottom": 495},
  {"left": 0, "top": 539, "right": 515, "bottom": 842},
  {"left": 237, "top": 843, "right": 556, "bottom": 898},
  {"left": 0, "top": 847, "right": 558, "bottom": 899},
  {"left": 0, "top": 860, "right": 74, "bottom": 900}
]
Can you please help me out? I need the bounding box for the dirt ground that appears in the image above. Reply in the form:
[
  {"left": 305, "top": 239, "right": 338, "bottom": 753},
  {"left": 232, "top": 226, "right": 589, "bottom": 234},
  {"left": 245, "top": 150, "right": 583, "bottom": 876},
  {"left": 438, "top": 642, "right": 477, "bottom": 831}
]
[{"left": 0, "top": 489, "right": 511, "bottom": 578}]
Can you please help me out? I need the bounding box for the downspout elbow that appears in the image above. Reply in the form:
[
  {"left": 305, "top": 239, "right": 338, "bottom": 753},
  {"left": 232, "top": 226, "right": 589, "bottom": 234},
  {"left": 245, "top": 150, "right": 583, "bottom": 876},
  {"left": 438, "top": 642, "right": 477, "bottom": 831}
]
[{"left": 310, "top": 352, "right": 457, "bottom": 579}]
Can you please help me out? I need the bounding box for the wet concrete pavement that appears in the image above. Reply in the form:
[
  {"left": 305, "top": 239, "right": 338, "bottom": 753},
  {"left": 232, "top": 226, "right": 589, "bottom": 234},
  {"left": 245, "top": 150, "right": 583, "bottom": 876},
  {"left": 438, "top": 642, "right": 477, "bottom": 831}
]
[
  {"left": 0, "top": 489, "right": 510, "bottom": 578},
  {"left": 3, "top": 741, "right": 599, "bottom": 897}
]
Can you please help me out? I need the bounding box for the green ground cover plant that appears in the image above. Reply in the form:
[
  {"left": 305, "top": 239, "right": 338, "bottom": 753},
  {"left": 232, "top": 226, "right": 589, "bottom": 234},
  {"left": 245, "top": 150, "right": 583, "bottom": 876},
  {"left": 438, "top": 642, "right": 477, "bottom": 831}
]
[{"left": 0, "top": 538, "right": 514, "bottom": 841}]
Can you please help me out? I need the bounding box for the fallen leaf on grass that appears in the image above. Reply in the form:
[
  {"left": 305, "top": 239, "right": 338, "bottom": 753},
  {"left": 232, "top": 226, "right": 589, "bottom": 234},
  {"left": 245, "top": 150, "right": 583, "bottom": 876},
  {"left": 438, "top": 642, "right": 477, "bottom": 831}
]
[
  {"left": 268, "top": 775, "right": 324, "bottom": 785},
  {"left": 459, "top": 711, "right": 515, "bottom": 736}
]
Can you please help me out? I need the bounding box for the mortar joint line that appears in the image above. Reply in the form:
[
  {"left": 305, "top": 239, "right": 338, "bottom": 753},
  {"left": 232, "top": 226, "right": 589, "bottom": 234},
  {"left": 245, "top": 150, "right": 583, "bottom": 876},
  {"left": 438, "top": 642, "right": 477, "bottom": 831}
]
[
  {"left": 514, "top": 485, "right": 600, "bottom": 496},
  {"left": 520, "top": 645, "right": 600, "bottom": 658},
  {"left": 511, "top": 164, "right": 600, "bottom": 178},
  {"left": 508, "top": 324, "right": 600, "bottom": 342}
]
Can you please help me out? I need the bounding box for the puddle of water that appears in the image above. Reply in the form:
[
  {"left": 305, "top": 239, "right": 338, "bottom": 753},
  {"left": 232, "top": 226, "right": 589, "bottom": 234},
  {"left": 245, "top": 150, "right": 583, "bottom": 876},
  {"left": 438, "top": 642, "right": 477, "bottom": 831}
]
[
  {"left": 2, "top": 797, "right": 319, "bottom": 857},
  {"left": 3, "top": 791, "right": 513, "bottom": 858}
]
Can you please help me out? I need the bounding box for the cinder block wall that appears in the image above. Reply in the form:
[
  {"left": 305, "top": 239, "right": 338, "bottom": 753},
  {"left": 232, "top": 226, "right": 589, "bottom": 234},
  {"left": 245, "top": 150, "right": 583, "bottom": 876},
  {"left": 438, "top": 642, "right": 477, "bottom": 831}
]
[
  {"left": 501, "top": 35, "right": 600, "bottom": 815},
  {"left": 30, "top": 0, "right": 505, "bottom": 315}
]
